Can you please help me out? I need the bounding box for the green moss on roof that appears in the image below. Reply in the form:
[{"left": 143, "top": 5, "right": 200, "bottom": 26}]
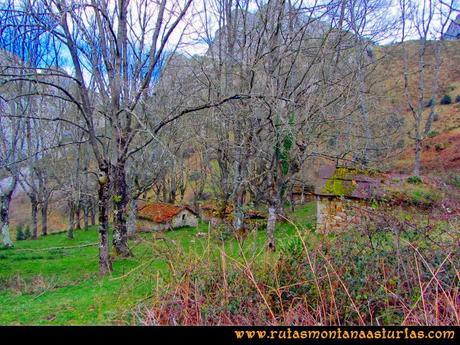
[{"left": 322, "top": 167, "right": 374, "bottom": 196}]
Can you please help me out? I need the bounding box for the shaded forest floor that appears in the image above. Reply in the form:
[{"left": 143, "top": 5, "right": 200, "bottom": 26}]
[{"left": 0, "top": 203, "right": 316, "bottom": 325}]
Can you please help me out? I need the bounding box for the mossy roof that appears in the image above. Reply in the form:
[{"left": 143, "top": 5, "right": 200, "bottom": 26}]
[{"left": 315, "top": 165, "right": 385, "bottom": 200}]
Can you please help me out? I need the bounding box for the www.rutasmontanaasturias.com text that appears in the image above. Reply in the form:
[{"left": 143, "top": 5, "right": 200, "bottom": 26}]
[{"left": 234, "top": 327, "right": 456, "bottom": 341}]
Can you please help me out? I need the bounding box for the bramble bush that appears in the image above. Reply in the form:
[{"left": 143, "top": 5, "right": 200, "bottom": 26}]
[
  {"left": 15, "top": 225, "right": 25, "bottom": 241},
  {"left": 23, "top": 225, "right": 31, "bottom": 239},
  {"left": 407, "top": 176, "right": 422, "bottom": 184},
  {"left": 440, "top": 94, "right": 452, "bottom": 105}
]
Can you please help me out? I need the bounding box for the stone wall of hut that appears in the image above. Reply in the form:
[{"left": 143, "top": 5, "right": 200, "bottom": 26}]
[
  {"left": 316, "top": 196, "right": 369, "bottom": 233},
  {"left": 137, "top": 210, "right": 198, "bottom": 232},
  {"left": 171, "top": 209, "right": 198, "bottom": 228},
  {"left": 137, "top": 219, "right": 170, "bottom": 231}
]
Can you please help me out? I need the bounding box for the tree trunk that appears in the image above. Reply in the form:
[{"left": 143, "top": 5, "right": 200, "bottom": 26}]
[
  {"left": 233, "top": 204, "right": 244, "bottom": 232},
  {"left": 357, "top": 46, "right": 372, "bottom": 167},
  {"left": 1, "top": 194, "right": 14, "bottom": 248},
  {"left": 67, "top": 203, "right": 75, "bottom": 239},
  {"left": 169, "top": 173, "right": 177, "bottom": 204},
  {"left": 413, "top": 136, "right": 422, "bottom": 177},
  {"left": 232, "top": 188, "right": 245, "bottom": 232},
  {"left": 90, "top": 198, "right": 96, "bottom": 226},
  {"left": 276, "top": 195, "right": 286, "bottom": 220},
  {"left": 168, "top": 189, "right": 176, "bottom": 204},
  {"left": 112, "top": 162, "right": 131, "bottom": 257},
  {"left": 162, "top": 184, "right": 167, "bottom": 202},
  {"left": 98, "top": 166, "right": 112, "bottom": 275},
  {"left": 127, "top": 197, "right": 138, "bottom": 236},
  {"left": 83, "top": 204, "right": 89, "bottom": 230},
  {"left": 300, "top": 182, "right": 305, "bottom": 205},
  {"left": 179, "top": 181, "right": 186, "bottom": 203},
  {"left": 266, "top": 203, "right": 276, "bottom": 251},
  {"left": 424, "top": 41, "right": 441, "bottom": 137},
  {"left": 232, "top": 119, "right": 245, "bottom": 232},
  {"left": 266, "top": 179, "right": 282, "bottom": 251},
  {"left": 289, "top": 185, "right": 295, "bottom": 213},
  {"left": 31, "top": 197, "right": 38, "bottom": 240},
  {"left": 76, "top": 205, "right": 82, "bottom": 229},
  {"left": 41, "top": 199, "right": 48, "bottom": 236}
]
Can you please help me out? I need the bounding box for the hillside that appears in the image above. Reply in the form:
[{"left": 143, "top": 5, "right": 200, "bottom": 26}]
[{"left": 377, "top": 39, "right": 460, "bottom": 174}]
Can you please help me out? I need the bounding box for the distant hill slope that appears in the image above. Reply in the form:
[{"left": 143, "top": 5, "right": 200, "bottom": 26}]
[
  {"left": 376, "top": 39, "right": 460, "bottom": 173},
  {"left": 378, "top": 40, "right": 460, "bottom": 108}
]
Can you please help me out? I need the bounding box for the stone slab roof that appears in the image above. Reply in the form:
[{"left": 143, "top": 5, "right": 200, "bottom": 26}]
[{"left": 315, "top": 165, "right": 387, "bottom": 200}]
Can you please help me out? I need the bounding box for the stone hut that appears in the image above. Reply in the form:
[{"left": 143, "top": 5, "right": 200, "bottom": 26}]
[
  {"left": 199, "top": 203, "right": 233, "bottom": 223},
  {"left": 137, "top": 203, "right": 198, "bottom": 231},
  {"left": 199, "top": 202, "right": 267, "bottom": 229},
  {"left": 314, "top": 165, "right": 385, "bottom": 233}
]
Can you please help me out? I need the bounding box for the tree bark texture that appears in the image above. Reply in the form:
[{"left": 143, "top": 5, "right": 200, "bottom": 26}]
[
  {"left": 41, "top": 199, "right": 48, "bottom": 236},
  {"left": 112, "top": 162, "right": 131, "bottom": 257},
  {"left": 67, "top": 202, "right": 75, "bottom": 239},
  {"left": 31, "top": 196, "right": 38, "bottom": 240},
  {"left": 98, "top": 166, "right": 112, "bottom": 274},
  {"left": 127, "top": 197, "right": 138, "bottom": 236},
  {"left": 1, "top": 194, "right": 14, "bottom": 248}
]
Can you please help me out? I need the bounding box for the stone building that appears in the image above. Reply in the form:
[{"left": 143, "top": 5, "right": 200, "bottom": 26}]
[
  {"left": 198, "top": 202, "right": 267, "bottom": 230},
  {"left": 199, "top": 203, "right": 233, "bottom": 223},
  {"left": 137, "top": 203, "right": 198, "bottom": 231},
  {"left": 314, "top": 165, "right": 384, "bottom": 233}
]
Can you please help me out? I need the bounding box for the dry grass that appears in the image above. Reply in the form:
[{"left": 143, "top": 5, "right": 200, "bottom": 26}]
[{"left": 139, "top": 215, "right": 459, "bottom": 326}]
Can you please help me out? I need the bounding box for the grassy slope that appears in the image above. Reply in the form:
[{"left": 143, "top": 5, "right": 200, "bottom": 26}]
[{"left": 0, "top": 203, "right": 316, "bottom": 325}]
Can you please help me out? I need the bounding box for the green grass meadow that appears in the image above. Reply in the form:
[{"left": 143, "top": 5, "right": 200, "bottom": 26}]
[{"left": 0, "top": 203, "right": 316, "bottom": 325}]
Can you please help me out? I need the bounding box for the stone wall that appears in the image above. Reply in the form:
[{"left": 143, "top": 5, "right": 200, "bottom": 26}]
[
  {"left": 171, "top": 209, "right": 198, "bottom": 228},
  {"left": 291, "top": 193, "right": 315, "bottom": 205},
  {"left": 137, "top": 219, "right": 170, "bottom": 231},
  {"left": 137, "top": 210, "right": 198, "bottom": 232},
  {"left": 316, "top": 196, "right": 368, "bottom": 233}
]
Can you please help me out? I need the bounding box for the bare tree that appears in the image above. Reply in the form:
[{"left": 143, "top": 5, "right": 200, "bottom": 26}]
[
  {"left": 0, "top": 0, "right": 194, "bottom": 273},
  {"left": 191, "top": 0, "right": 400, "bottom": 250},
  {"left": 399, "top": 0, "right": 455, "bottom": 176},
  {"left": 0, "top": 96, "right": 23, "bottom": 248}
]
